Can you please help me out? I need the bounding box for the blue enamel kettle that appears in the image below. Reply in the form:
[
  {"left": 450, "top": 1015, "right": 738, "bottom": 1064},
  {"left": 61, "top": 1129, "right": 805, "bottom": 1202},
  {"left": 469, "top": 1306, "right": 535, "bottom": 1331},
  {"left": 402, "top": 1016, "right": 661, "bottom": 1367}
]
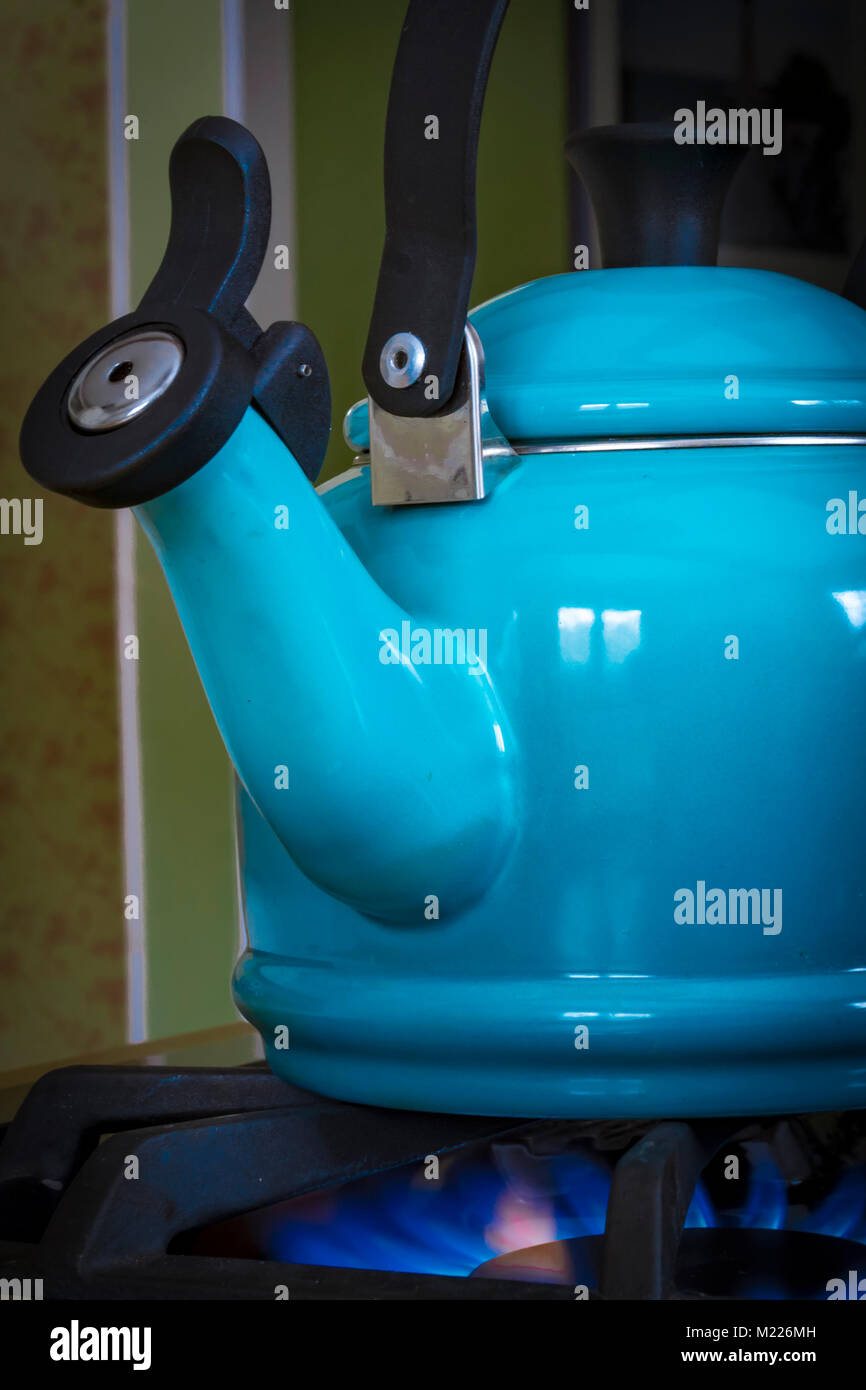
[{"left": 20, "top": 0, "right": 866, "bottom": 1118}]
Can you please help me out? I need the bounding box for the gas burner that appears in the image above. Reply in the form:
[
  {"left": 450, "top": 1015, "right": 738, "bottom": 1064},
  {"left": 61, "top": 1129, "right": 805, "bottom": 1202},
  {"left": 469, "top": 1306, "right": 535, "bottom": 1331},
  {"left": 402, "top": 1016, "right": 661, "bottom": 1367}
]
[
  {"left": 474, "top": 1230, "right": 866, "bottom": 1300},
  {"left": 1, "top": 1064, "right": 864, "bottom": 1300}
]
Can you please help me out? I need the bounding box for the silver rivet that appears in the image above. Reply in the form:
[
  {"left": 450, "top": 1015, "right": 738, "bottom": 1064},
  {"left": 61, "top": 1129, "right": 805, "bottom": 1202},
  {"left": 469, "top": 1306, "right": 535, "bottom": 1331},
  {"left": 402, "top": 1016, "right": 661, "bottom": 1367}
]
[
  {"left": 66, "top": 328, "right": 185, "bottom": 432},
  {"left": 379, "top": 331, "right": 425, "bottom": 389},
  {"left": 297, "top": 363, "right": 312, "bottom": 378}
]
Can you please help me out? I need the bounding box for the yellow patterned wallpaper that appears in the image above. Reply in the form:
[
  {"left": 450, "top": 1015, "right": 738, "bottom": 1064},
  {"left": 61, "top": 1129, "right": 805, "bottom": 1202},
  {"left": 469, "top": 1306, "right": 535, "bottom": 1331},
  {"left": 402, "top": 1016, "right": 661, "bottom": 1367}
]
[{"left": 0, "top": 0, "right": 124, "bottom": 1068}]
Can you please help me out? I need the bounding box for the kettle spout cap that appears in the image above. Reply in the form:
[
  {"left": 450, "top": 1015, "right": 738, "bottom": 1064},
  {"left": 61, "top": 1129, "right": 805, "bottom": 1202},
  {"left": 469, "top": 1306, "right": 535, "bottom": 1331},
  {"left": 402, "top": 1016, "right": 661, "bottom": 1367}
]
[{"left": 20, "top": 116, "right": 330, "bottom": 507}]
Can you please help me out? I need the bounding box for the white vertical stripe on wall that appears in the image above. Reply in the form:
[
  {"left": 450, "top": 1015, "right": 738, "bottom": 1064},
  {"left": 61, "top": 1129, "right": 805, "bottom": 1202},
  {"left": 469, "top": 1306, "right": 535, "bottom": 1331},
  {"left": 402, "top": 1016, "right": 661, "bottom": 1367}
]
[
  {"left": 240, "top": 0, "right": 298, "bottom": 326},
  {"left": 108, "top": 0, "right": 148, "bottom": 1044},
  {"left": 221, "top": 0, "right": 245, "bottom": 121},
  {"left": 220, "top": 1, "right": 298, "bottom": 998},
  {"left": 220, "top": 0, "right": 249, "bottom": 990}
]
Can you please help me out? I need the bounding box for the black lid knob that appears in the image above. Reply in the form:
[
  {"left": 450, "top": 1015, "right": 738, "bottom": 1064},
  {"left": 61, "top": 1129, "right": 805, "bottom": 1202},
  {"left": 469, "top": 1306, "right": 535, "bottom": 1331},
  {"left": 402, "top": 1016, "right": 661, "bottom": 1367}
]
[{"left": 566, "top": 122, "right": 747, "bottom": 269}]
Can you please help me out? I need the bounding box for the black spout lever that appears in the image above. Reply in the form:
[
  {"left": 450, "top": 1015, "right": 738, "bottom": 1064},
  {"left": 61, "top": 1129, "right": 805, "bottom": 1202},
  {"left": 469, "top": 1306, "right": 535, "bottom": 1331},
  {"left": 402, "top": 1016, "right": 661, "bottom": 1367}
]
[
  {"left": 20, "top": 116, "right": 330, "bottom": 507},
  {"left": 138, "top": 115, "right": 271, "bottom": 347}
]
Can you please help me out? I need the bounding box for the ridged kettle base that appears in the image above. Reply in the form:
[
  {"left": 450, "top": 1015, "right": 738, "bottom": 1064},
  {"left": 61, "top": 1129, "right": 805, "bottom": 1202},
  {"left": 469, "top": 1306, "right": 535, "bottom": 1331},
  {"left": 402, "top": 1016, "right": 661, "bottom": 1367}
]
[{"left": 232, "top": 952, "right": 866, "bottom": 1118}]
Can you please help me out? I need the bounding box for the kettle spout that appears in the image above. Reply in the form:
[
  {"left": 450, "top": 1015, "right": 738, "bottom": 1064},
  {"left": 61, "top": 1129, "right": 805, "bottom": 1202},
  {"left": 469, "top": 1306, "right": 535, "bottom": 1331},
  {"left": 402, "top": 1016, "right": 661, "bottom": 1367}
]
[
  {"left": 137, "top": 406, "right": 516, "bottom": 923},
  {"left": 15, "top": 115, "right": 514, "bottom": 924}
]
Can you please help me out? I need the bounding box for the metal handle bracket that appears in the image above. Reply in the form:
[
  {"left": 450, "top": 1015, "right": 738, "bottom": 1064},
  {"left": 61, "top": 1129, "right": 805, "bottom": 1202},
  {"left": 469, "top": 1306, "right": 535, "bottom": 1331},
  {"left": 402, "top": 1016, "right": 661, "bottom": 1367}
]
[{"left": 369, "top": 324, "right": 516, "bottom": 506}]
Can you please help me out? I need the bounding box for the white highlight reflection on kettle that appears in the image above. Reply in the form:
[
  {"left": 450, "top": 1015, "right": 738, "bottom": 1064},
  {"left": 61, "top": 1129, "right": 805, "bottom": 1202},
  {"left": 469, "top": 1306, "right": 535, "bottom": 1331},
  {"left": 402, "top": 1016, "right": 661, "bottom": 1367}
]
[
  {"left": 558, "top": 607, "right": 643, "bottom": 663},
  {"left": 832, "top": 590, "right": 866, "bottom": 628},
  {"left": 601, "top": 609, "right": 642, "bottom": 663},
  {"left": 557, "top": 607, "right": 595, "bottom": 663}
]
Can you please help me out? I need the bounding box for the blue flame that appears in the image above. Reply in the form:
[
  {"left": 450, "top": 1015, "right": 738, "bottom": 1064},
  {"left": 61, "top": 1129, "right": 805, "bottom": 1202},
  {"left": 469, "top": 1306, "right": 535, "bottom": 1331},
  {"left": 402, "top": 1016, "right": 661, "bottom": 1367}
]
[
  {"left": 265, "top": 1140, "right": 866, "bottom": 1280},
  {"left": 734, "top": 1158, "right": 788, "bottom": 1232},
  {"left": 796, "top": 1164, "right": 866, "bottom": 1243},
  {"left": 269, "top": 1145, "right": 735, "bottom": 1277},
  {"left": 684, "top": 1178, "right": 715, "bottom": 1228},
  {"left": 268, "top": 1148, "right": 614, "bottom": 1277}
]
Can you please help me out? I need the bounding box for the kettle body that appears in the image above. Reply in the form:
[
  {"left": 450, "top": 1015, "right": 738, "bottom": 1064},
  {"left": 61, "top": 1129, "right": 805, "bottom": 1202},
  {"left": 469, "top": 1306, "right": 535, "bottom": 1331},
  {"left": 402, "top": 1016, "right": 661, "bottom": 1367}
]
[
  {"left": 233, "top": 404, "right": 866, "bottom": 1117},
  {"left": 18, "top": 0, "right": 866, "bottom": 1119}
]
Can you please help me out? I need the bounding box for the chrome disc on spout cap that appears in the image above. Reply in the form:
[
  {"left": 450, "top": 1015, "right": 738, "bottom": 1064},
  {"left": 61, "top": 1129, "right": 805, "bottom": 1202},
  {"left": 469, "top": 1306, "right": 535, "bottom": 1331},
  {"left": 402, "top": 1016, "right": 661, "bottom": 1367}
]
[{"left": 66, "top": 329, "right": 185, "bottom": 432}]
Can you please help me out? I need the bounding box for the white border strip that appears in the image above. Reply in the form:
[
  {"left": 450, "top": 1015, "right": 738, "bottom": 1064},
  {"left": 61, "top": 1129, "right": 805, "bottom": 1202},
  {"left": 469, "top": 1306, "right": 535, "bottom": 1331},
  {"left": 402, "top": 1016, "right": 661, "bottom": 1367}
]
[
  {"left": 108, "top": 0, "right": 147, "bottom": 1043},
  {"left": 223, "top": 0, "right": 249, "bottom": 972},
  {"left": 241, "top": 0, "right": 297, "bottom": 326},
  {"left": 221, "top": 0, "right": 245, "bottom": 121},
  {"left": 222, "top": 1, "right": 298, "bottom": 979}
]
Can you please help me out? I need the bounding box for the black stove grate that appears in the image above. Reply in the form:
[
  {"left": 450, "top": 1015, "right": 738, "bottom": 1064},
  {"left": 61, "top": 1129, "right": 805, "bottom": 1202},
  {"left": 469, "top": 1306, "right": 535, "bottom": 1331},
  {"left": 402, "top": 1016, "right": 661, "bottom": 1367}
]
[{"left": 0, "top": 1063, "right": 856, "bottom": 1300}]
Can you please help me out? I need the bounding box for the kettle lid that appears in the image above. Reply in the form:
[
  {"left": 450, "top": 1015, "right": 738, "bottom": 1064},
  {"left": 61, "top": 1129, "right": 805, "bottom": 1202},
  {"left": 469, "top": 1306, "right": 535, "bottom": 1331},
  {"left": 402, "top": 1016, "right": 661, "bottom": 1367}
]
[
  {"left": 478, "top": 119, "right": 866, "bottom": 441},
  {"left": 351, "top": 109, "right": 866, "bottom": 453},
  {"left": 346, "top": 266, "right": 866, "bottom": 451},
  {"left": 468, "top": 263, "right": 866, "bottom": 442},
  {"left": 354, "top": 0, "right": 866, "bottom": 460}
]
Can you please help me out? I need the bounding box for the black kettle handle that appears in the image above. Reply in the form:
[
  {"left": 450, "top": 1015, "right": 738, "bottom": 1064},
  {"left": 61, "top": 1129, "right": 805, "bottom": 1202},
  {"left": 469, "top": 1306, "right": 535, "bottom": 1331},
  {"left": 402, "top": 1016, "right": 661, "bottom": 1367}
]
[{"left": 362, "top": 0, "right": 510, "bottom": 419}]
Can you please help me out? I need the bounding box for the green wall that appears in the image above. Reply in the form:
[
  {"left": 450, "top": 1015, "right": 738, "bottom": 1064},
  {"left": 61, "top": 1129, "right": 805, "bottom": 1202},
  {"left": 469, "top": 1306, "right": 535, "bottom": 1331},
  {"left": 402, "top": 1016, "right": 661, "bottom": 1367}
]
[{"left": 127, "top": 0, "right": 239, "bottom": 1037}]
